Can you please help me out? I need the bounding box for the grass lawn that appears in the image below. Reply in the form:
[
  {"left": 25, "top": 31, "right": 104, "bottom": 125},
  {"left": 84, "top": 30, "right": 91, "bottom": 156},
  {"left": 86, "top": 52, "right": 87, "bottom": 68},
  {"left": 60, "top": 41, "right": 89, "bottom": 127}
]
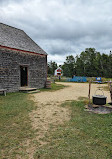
[
  {"left": 0, "top": 83, "right": 66, "bottom": 158},
  {"left": 34, "top": 101, "right": 112, "bottom": 159},
  {"left": 40, "top": 83, "right": 67, "bottom": 92},
  {"left": 0, "top": 93, "right": 36, "bottom": 158},
  {"left": 0, "top": 85, "right": 112, "bottom": 158}
]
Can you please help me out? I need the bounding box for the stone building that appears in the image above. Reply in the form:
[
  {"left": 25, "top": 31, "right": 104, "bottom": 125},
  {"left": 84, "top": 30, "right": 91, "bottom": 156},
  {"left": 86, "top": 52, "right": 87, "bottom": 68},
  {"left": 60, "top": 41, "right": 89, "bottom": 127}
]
[{"left": 0, "top": 23, "right": 47, "bottom": 92}]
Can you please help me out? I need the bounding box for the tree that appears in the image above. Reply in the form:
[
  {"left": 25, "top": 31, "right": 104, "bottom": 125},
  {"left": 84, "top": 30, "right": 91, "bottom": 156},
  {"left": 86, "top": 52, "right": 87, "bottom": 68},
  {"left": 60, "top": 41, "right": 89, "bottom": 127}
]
[
  {"left": 75, "top": 48, "right": 112, "bottom": 77},
  {"left": 48, "top": 48, "right": 112, "bottom": 78},
  {"left": 108, "top": 52, "right": 112, "bottom": 77},
  {"left": 62, "top": 55, "right": 75, "bottom": 77},
  {"left": 48, "top": 61, "right": 57, "bottom": 75},
  {"left": 75, "top": 48, "right": 102, "bottom": 77}
]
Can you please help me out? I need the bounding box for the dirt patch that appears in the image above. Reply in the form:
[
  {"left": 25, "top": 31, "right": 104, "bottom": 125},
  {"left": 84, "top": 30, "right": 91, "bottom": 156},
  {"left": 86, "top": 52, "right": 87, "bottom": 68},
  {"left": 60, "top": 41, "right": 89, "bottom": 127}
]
[
  {"left": 27, "top": 82, "right": 110, "bottom": 158},
  {"left": 30, "top": 102, "right": 70, "bottom": 132},
  {"left": 25, "top": 102, "right": 70, "bottom": 159},
  {"left": 32, "top": 82, "right": 110, "bottom": 104},
  {"left": 26, "top": 100, "right": 71, "bottom": 158},
  {"left": 85, "top": 105, "right": 112, "bottom": 114}
]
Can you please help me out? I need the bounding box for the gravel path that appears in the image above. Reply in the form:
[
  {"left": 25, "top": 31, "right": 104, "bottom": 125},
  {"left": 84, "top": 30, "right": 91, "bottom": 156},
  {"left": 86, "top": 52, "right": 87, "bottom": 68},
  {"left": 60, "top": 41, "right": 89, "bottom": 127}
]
[{"left": 32, "top": 82, "right": 110, "bottom": 103}]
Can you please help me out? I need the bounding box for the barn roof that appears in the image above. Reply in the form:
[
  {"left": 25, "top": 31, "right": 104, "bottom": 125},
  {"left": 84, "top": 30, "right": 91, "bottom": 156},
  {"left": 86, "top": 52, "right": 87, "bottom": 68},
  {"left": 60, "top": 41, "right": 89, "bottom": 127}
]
[{"left": 0, "top": 23, "right": 47, "bottom": 55}]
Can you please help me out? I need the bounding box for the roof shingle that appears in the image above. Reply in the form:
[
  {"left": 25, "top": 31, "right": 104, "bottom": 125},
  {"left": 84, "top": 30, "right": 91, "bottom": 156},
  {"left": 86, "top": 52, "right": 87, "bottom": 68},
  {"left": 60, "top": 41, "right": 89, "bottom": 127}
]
[{"left": 0, "top": 23, "right": 47, "bottom": 55}]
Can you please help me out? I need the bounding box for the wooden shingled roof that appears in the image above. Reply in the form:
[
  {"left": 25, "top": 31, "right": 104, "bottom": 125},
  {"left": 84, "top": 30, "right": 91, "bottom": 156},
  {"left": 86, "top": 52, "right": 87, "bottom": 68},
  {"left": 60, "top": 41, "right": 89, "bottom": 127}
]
[{"left": 0, "top": 23, "right": 47, "bottom": 55}]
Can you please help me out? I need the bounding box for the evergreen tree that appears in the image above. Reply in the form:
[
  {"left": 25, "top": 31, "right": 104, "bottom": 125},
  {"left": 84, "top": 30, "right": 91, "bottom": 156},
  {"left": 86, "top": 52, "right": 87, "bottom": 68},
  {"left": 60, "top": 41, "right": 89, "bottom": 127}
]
[
  {"left": 48, "top": 61, "right": 57, "bottom": 75},
  {"left": 62, "top": 55, "right": 75, "bottom": 77}
]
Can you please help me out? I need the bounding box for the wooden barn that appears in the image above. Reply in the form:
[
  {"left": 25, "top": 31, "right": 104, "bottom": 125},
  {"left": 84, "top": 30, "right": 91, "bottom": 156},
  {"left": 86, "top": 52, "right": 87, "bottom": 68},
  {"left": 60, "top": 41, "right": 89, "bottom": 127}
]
[{"left": 0, "top": 23, "right": 47, "bottom": 92}]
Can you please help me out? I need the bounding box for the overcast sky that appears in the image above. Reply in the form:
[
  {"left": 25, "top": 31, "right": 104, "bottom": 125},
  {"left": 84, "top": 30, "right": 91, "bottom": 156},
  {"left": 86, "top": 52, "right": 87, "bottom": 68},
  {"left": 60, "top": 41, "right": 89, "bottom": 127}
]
[{"left": 0, "top": 0, "right": 112, "bottom": 65}]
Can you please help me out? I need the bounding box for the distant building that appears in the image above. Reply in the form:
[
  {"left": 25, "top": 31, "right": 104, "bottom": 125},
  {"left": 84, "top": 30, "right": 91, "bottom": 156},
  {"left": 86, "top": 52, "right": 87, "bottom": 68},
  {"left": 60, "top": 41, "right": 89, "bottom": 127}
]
[
  {"left": 54, "top": 67, "right": 62, "bottom": 76},
  {"left": 0, "top": 23, "right": 47, "bottom": 92}
]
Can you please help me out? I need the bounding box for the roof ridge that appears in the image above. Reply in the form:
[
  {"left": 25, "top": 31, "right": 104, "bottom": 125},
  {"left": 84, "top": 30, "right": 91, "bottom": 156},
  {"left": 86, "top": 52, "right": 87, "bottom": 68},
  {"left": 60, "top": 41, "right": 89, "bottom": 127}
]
[{"left": 0, "top": 22, "right": 23, "bottom": 32}]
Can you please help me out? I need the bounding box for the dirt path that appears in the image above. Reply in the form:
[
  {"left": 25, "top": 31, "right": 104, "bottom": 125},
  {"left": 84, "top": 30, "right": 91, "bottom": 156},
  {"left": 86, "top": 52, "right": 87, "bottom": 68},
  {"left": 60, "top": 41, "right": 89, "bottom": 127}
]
[
  {"left": 27, "top": 82, "right": 110, "bottom": 158},
  {"left": 32, "top": 82, "right": 110, "bottom": 104}
]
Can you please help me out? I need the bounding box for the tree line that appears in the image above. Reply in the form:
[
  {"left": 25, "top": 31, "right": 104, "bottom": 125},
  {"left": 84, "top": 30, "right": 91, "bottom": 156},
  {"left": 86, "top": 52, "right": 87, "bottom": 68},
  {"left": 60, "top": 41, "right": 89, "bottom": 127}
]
[{"left": 48, "top": 48, "right": 112, "bottom": 78}]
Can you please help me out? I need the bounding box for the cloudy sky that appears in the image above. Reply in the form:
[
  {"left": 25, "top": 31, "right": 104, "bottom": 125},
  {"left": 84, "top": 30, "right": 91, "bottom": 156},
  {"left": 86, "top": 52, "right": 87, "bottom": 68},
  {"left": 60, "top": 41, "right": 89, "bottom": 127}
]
[{"left": 0, "top": 0, "right": 112, "bottom": 65}]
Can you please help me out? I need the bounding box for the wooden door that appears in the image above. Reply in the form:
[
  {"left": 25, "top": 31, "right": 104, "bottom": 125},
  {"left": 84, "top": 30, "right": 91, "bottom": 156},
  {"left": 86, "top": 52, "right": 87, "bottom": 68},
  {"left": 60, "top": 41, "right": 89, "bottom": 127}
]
[{"left": 20, "top": 66, "right": 28, "bottom": 86}]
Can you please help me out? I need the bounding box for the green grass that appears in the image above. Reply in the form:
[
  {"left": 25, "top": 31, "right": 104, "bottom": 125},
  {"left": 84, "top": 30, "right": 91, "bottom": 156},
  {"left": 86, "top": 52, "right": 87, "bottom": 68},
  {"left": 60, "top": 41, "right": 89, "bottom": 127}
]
[
  {"left": 0, "top": 93, "right": 36, "bottom": 159},
  {"left": 1, "top": 91, "right": 112, "bottom": 159},
  {"left": 0, "top": 83, "right": 66, "bottom": 158},
  {"left": 40, "top": 83, "right": 67, "bottom": 92},
  {"left": 34, "top": 101, "right": 112, "bottom": 159}
]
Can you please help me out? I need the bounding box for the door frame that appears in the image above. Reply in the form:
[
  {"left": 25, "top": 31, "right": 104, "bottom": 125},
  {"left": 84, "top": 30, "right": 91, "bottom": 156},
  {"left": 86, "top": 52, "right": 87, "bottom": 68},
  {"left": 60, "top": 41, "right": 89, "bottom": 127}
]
[{"left": 20, "top": 65, "right": 28, "bottom": 87}]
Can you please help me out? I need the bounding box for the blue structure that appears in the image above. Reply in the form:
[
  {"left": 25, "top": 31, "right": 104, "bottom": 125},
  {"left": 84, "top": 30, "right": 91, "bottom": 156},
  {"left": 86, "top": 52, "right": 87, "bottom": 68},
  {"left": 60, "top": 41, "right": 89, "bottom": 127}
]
[
  {"left": 95, "top": 77, "right": 102, "bottom": 83},
  {"left": 67, "top": 76, "right": 87, "bottom": 82}
]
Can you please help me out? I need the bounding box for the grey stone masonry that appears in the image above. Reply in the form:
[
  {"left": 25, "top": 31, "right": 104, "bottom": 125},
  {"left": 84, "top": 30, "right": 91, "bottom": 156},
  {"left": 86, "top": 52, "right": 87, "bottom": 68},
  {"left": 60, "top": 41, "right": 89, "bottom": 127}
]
[{"left": 0, "top": 47, "right": 47, "bottom": 92}]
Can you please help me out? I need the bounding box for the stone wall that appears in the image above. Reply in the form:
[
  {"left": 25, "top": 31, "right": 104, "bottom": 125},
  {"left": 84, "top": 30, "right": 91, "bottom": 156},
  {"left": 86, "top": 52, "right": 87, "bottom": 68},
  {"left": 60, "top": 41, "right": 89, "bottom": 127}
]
[{"left": 0, "top": 47, "right": 47, "bottom": 92}]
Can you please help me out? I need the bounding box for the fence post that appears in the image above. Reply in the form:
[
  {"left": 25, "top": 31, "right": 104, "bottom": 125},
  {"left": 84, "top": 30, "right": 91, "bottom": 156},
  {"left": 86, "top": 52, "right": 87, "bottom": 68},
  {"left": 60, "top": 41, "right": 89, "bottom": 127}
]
[{"left": 88, "top": 81, "right": 91, "bottom": 105}]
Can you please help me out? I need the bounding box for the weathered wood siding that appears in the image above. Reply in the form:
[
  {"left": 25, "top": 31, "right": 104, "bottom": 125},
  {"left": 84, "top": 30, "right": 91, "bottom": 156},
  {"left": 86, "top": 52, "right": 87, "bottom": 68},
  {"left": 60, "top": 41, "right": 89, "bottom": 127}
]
[{"left": 0, "top": 48, "right": 47, "bottom": 92}]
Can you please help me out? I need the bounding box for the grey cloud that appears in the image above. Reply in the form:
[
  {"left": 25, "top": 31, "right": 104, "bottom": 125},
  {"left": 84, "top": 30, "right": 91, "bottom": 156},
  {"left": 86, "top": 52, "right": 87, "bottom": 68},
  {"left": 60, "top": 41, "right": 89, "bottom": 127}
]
[
  {"left": 0, "top": 0, "right": 25, "bottom": 5},
  {"left": 0, "top": 0, "right": 112, "bottom": 64}
]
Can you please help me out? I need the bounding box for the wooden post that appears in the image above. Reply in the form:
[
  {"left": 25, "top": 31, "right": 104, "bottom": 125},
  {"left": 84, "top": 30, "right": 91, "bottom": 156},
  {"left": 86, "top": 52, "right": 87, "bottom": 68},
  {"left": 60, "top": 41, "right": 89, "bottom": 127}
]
[
  {"left": 108, "top": 81, "right": 110, "bottom": 91},
  {"left": 108, "top": 81, "right": 112, "bottom": 103},
  {"left": 88, "top": 81, "right": 91, "bottom": 106},
  {"left": 4, "top": 90, "right": 6, "bottom": 96}
]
